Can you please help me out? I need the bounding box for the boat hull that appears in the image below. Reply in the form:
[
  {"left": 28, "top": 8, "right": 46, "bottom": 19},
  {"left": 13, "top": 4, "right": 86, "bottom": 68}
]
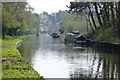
[{"left": 75, "top": 41, "right": 87, "bottom": 46}]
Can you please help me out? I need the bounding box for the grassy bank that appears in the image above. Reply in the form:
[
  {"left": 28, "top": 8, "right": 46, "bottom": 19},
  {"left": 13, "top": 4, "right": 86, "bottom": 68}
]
[
  {"left": 2, "top": 35, "right": 43, "bottom": 79},
  {"left": 87, "top": 27, "right": 120, "bottom": 44},
  {"left": 0, "top": 39, "right": 2, "bottom": 79}
]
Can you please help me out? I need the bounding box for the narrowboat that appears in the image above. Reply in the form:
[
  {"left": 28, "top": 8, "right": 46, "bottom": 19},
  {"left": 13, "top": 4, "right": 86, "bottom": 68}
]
[
  {"left": 36, "top": 33, "right": 40, "bottom": 36},
  {"left": 50, "top": 33, "right": 60, "bottom": 38},
  {"left": 75, "top": 35, "right": 87, "bottom": 46},
  {"left": 64, "top": 33, "right": 75, "bottom": 44}
]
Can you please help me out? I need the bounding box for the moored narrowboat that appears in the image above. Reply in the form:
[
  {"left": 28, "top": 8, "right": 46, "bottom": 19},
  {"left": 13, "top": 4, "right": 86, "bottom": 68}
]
[
  {"left": 50, "top": 33, "right": 60, "bottom": 38},
  {"left": 36, "top": 33, "right": 40, "bottom": 36},
  {"left": 64, "top": 33, "right": 75, "bottom": 44},
  {"left": 75, "top": 35, "right": 87, "bottom": 46}
]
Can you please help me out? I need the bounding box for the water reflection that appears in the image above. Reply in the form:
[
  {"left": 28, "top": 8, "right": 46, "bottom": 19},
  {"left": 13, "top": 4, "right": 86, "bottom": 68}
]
[
  {"left": 18, "top": 34, "right": 120, "bottom": 79},
  {"left": 69, "top": 50, "right": 119, "bottom": 80}
]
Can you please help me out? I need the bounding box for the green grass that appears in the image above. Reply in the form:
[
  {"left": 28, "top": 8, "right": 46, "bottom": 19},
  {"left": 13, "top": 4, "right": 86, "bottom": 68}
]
[
  {"left": 2, "top": 35, "right": 43, "bottom": 79},
  {"left": 0, "top": 39, "right": 2, "bottom": 80}
]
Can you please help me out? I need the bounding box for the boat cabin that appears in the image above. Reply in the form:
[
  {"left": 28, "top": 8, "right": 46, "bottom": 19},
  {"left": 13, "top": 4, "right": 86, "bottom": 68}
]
[
  {"left": 75, "top": 35, "right": 87, "bottom": 46},
  {"left": 72, "top": 31, "right": 81, "bottom": 38},
  {"left": 64, "top": 33, "right": 75, "bottom": 44},
  {"left": 75, "top": 35, "right": 86, "bottom": 41}
]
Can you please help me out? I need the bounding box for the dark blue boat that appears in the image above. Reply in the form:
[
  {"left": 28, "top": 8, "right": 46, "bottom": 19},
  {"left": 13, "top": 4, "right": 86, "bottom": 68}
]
[
  {"left": 50, "top": 33, "right": 60, "bottom": 38},
  {"left": 36, "top": 33, "right": 40, "bottom": 36}
]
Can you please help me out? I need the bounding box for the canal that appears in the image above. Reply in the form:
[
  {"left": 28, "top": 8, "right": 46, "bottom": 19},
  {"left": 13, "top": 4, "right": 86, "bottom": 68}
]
[{"left": 18, "top": 34, "right": 120, "bottom": 79}]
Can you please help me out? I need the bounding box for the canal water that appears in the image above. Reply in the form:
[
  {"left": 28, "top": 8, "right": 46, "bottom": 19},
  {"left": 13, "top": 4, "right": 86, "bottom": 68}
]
[{"left": 18, "top": 34, "right": 120, "bottom": 79}]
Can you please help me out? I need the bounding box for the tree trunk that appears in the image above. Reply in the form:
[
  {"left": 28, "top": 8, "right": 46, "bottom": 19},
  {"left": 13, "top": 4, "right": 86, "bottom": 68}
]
[
  {"left": 103, "top": 3, "right": 110, "bottom": 27},
  {"left": 94, "top": 2, "right": 103, "bottom": 27},
  {"left": 88, "top": 16, "right": 95, "bottom": 34},
  {"left": 117, "top": 1, "right": 120, "bottom": 35},
  {"left": 110, "top": 3, "right": 115, "bottom": 26},
  {"left": 84, "top": 11, "right": 95, "bottom": 34},
  {"left": 88, "top": 4, "right": 97, "bottom": 29},
  {"left": 2, "top": 25, "right": 7, "bottom": 39},
  {"left": 101, "top": 3, "right": 107, "bottom": 27}
]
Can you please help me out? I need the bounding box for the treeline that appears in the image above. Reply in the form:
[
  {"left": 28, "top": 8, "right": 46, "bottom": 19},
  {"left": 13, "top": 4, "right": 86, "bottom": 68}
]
[
  {"left": 39, "top": 11, "right": 65, "bottom": 32},
  {"left": 68, "top": 2, "right": 120, "bottom": 35},
  {"left": 52, "top": 13, "right": 90, "bottom": 34},
  {"left": 2, "top": 2, "right": 40, "bottom": 39}
]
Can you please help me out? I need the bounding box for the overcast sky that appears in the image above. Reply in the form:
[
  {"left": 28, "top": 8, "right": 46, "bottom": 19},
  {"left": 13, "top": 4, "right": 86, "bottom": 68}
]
[{"left": 27, "top": 0, "right": 73, "bottom": 14}]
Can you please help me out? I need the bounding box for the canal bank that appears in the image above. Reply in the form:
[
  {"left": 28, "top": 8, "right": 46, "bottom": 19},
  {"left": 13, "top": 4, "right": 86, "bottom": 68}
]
[
  {"left": 87, "top": 40, "right": 120, "bottom": 53},
  {"left": 2, "top": 35, "right": 43, "bottom": 79}
]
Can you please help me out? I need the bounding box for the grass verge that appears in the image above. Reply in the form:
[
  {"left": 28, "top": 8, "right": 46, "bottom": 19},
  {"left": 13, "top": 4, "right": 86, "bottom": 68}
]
[
  {"left": 2, "top": 35, "right": 43, "bottom": 79},
  {"left": 0, "top": 39, "right": 2, "bottom": 80}
]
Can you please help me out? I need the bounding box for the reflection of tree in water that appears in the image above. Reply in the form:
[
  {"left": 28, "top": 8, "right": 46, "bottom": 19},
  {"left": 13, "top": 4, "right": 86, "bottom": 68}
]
[
  {"left": 102, "top": 55, "right": 119, "bottom": 79},
  {"left": 70, "top": 68, "right": 89, "bottom": 80},
  {"left": 69, "top": 52, "right": 119, "bottom": 80}
]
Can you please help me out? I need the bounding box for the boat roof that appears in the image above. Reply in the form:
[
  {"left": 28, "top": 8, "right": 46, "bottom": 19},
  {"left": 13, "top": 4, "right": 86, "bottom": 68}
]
[
  {"left": 66, "top": 33, "right": 74, "bottom": 36},
  {"left": 76, "top": 35, "right": 86, "bottom": 40},
  {"left": 72, "top": 31, "right": 80, "bottom": 33}
]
